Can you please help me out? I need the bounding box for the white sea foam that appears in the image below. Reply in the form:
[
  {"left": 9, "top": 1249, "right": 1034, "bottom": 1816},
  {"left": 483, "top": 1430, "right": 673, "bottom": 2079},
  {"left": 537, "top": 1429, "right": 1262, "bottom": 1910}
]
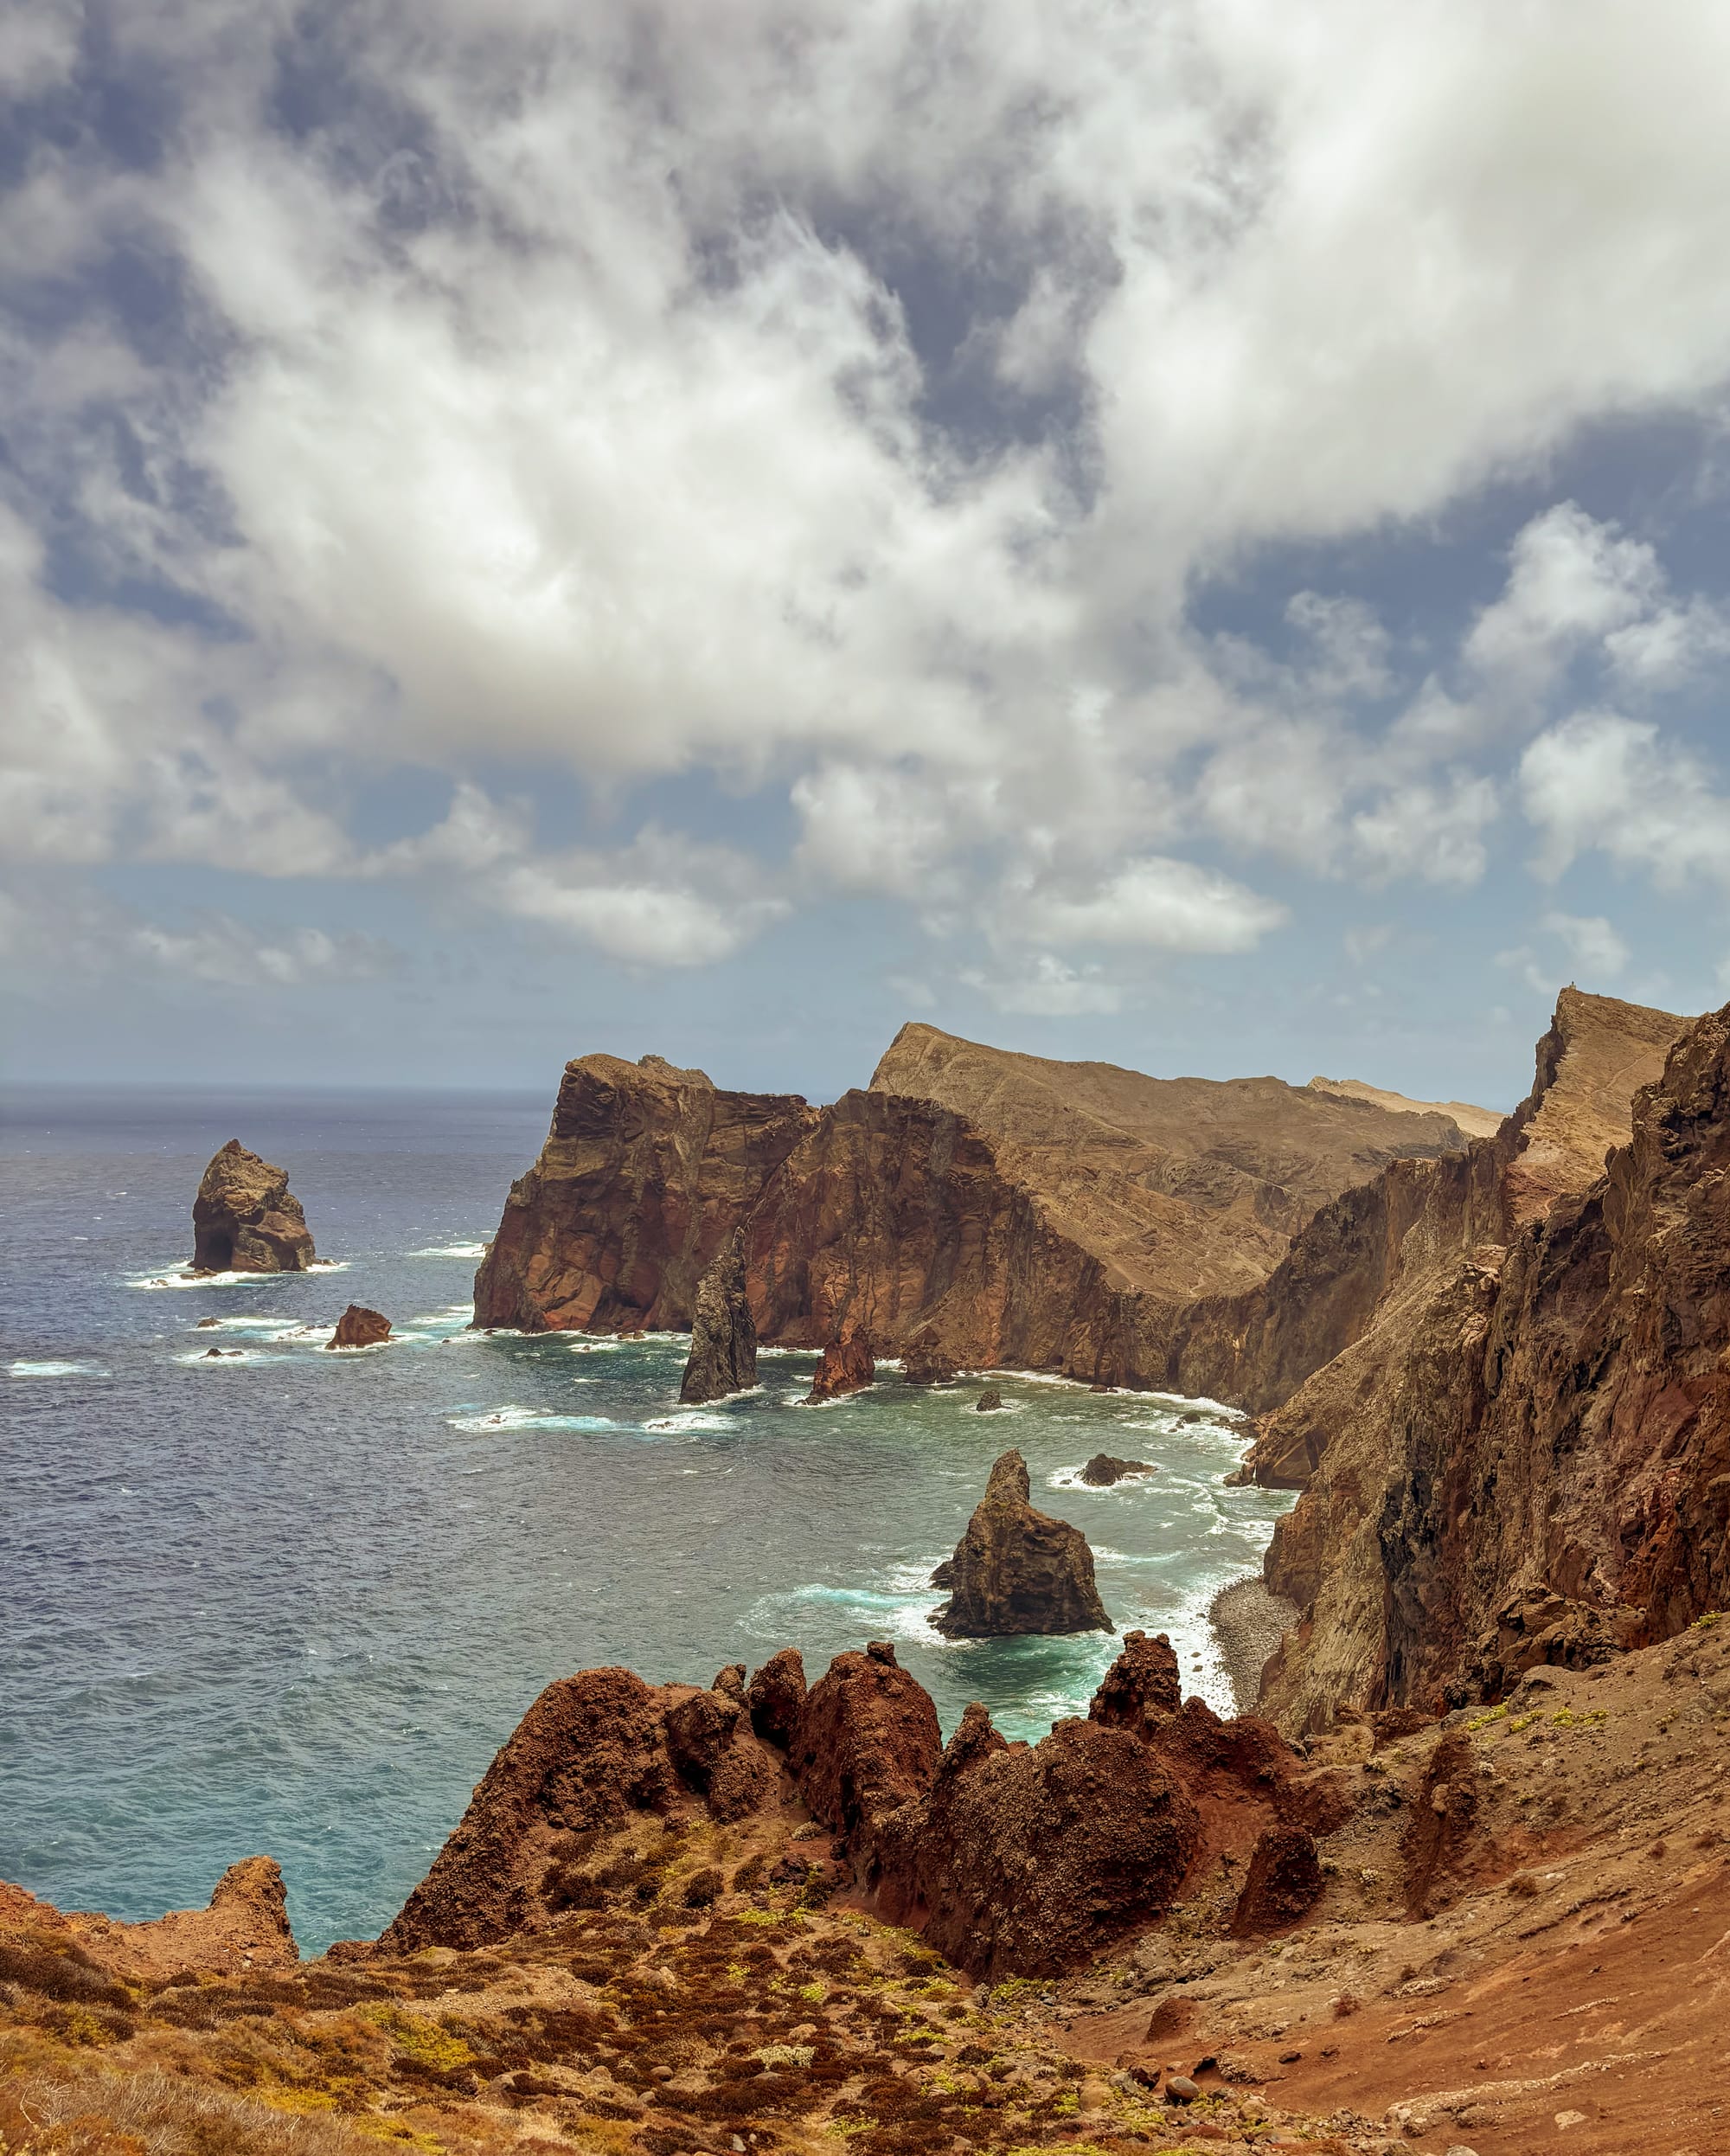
[
  {"left": 128, "top": 1260, "right": 349, "bottom": 1290},
  {"left": 407, "top": 1242, "right": 488, "bottom": 1258},
  {"left": 1047, "top": 1465, "right": 1159, "bottom": 1495},
  {"left": 176, "top": 1348, "right": 284, "bottom": 1366},
  {"left": 642, "top": 1410, "right": 733, "bottom": 1433},
  {"left": 445, "top": 1406, "right": 618, "bottom": 1434},
  {"left": 10, "top": 1358, "right": 106, "bottom": 1378}
]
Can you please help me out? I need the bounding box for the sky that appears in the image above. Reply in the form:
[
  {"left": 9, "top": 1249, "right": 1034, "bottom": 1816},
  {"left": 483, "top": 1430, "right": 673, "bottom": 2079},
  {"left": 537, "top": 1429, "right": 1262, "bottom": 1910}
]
[{"left": 3, "top": 0, "right": 1730, "bottom": 1110}]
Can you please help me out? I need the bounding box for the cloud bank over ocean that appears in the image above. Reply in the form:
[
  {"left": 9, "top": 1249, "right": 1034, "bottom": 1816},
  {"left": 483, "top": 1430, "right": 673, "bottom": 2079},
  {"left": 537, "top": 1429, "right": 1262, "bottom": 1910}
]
[{"left": 3, "top": 1, "right": 1729, "bottom": 1093}]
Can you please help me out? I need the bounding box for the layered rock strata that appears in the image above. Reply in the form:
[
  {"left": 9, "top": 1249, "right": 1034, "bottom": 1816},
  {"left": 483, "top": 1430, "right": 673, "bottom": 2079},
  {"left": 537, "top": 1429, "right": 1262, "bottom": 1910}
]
[
  {"left": 1257, "top": 997, "right": 1730, "bottom": 1731},
  {"left": 473, "top": 1055, "right": 817, "bottom": 1332},
  {"left": 474, "top": 1026, "right": 1468, "bottom": 1383},
  {"left": 191, "top": 1139, "right": 314, "bottom": 1273},
  {"left": 930, "top": 1450, "right": 1112, "bottom": 1637},
  {"left": 678, "top": 1229, "right": 757, "bottom": 1404}
]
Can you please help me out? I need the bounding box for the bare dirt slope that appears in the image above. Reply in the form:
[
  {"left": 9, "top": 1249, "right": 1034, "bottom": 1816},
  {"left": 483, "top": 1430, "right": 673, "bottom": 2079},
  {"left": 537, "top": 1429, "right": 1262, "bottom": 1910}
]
[{"left": 1305, "top": 1075, "right": 1504, "bottom": 1142}]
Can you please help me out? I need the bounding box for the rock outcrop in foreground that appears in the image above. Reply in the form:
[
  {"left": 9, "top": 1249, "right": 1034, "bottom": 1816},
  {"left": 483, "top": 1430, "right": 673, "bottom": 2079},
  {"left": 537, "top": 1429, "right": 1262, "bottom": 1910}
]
[
  {"left": 678, "top": 1229, "right": 757, "bottom": 1404},
  {"left": 191, "top": 1139, "right": 315, "bottom": 1273},
  {"left": 327, "top": 1305, "right": 389, "bottom": 1350},
  {"left": 930, "top": 1451, "right": 1112, "bottom": 1637},
  {"left": 381, "top": 1628, "right": 1330, "bottom": 1979},
  {"left": 474, "top": 1024, "right": 1469, "bottom": 1383}
]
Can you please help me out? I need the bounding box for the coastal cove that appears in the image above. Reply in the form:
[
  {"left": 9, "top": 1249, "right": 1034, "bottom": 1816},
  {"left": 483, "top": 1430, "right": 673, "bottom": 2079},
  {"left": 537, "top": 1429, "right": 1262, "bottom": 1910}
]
[{"left": 0, "top": 1084, "right": 1292, "bottom": 1956}]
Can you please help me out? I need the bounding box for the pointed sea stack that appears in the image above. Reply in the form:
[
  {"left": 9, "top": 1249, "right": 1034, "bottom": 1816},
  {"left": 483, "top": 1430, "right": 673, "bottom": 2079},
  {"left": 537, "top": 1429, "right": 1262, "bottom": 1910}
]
[
  {"left": 191, "top": 1140, "right": 315, "bottom": 1274},
  {"left": 679, "top": 1229, "right": 757, "bottom": 1405},
  {"left": 931, "top": 1449, "right": 1113, "bottom": 1637},
  {"left": 804, "top": 1329, "right": 874, "bottom": 1403}
]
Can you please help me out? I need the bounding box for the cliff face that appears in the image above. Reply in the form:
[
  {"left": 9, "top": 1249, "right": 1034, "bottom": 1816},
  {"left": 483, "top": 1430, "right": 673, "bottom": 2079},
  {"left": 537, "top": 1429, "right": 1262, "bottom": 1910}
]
[
  {"left": 472, "top": 1054, "right": 817, "bottom": 1331},
  {"left": 1258, "top": 998, "right": 1730, "bottom": 1732},
  {"left": 1174, "top": 987, "right": 1688, "bottom": 1431},
  {"left": 478, "top": 1026, "right": 1469, "bottom": 1380}
]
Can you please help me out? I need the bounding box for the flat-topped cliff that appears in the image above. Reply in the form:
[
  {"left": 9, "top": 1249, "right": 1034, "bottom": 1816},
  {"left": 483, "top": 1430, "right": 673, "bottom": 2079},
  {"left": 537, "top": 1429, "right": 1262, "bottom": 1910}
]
[{"left": 477, "top": 1025, "right": 1470, "bottom": 1380}]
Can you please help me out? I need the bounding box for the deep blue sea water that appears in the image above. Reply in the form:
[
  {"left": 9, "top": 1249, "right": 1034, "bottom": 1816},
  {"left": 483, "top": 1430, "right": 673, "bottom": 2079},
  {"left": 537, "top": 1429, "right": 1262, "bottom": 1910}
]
[{"left": 0, "top": 1085, "right": 1293, "bottom": 1954}]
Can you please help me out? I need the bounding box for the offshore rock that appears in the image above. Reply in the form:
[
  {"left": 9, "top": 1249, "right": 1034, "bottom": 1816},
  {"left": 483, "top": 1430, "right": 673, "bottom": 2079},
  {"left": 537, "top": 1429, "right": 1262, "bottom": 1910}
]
[
  {"left": 900, "top": 1331, "right": 958, "bottom": 1384},
  {"left": 191, "top": 1140, "right": 315, "bottom": 1274},
  {"left": 1255, "top": 995, "right": 1730, "bottom": 1732},
  {"left": 473, "top": 1054, "right": 817, "bottom": 1333},
  {"left": 931, "top": 1450, "right": 1112, "bottom": 1637},
  {"left": 974, "top": 1387, "right": 1004, "bottom": 1412},
  {"left": 1080, "top": 1452, "right": 1155, "bottom": 1485},
  {"left": 381, "top": 1665, "right": 786, "bottom": 1952},
  {"left": 327, "top": 1304, "right": 389, "bottom": 1350},
  {"left": 679, "top": 1228, "right": 756, "bottom": 1405},
  {"left": 804, "top": 1330, "right": 874, "bottom": 1403}
]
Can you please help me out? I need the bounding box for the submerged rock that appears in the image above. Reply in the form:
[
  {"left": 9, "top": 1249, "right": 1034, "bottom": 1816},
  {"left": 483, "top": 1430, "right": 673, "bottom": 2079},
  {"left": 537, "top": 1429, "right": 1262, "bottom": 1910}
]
[
  {"left": 1080, "top": 1453, "right": 1155, "bottom": 1485},
  {"left": 805, "top": 1330, "right": 874, "bottom": 1403},
  {"left": 679, "top": 1229, "right": 756, "bottom": 1405},
  {"left": 191, "top": 1139, "right": 315, "bottom": 1274},
  {"left": 328, "top": 1305, "right": 391, "bottom": 1351},
  {"left": 931, "top": 1450, "right": 1113, "bottom": 1637}
]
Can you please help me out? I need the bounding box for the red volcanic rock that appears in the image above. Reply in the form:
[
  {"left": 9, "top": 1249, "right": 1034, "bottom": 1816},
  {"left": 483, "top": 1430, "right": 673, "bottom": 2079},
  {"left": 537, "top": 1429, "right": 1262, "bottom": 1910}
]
[
  {"left": 679, "top": 1228, "right": 757, "bottom": 1404},
  {"left": 877, "top": 1704, "right": 1199, "bottom": 1979},
  {"left": 327, "top": 1304, "right": 389, "bottom": 1350},
  {"left": 192, "top": 1139, "right": 314, "bottom": 1274},
  {"left": 1087, "top": 1627, "right": 1182, "bottom": 1735},
  {"left": 381, "top": 1664, "right": 786, "bottom": 1952},
  {"left": 900, "top": 1331, "right": 958, "bottom": 1384},
  {"left": 804, "top": 1330, "right": 875, "bottom": 1403},
  {"left": 1229, "top": 1826, "right": 1324, "bottom": 1935},
  {"left": 746, "top": 1647, "right": 807, "bottom": 1748},
  {"left": 791, "top": 1643, "right": 941, "bottom": 1862},
  {"left": 473, "top": 1054, "right": 817, "bottom": 1333},
  {"left": 932, "top": 1451, "right": 1112, "bottom": 1637}
]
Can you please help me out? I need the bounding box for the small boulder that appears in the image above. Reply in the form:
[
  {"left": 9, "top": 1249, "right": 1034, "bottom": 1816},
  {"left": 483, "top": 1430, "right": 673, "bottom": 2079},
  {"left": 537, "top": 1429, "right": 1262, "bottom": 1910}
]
[
  {"left": 975, "top": 1388, "right": 1004, "bottom": 1412},
  {"left": 1080, "top": 1453, "right": 1156, "bottom": 1486},
  {"left": 931, "top": 1450, "right": 1113, "bottom": 1637},
  {"left": 328, "top": 1305, "right": 391, "bottom": 1350},
  {"left": 191, "top": 1139, "right": 315, "bottom": 1274},
  {"left": 679, "top": 1229, "right": 757, "bottom": 1405},
  {"left": 900, "top": 1332, "right": 958, "bottom": 1385},
  {"left": 805, "top": 1329, "right": 874, "bottom": 1403}
]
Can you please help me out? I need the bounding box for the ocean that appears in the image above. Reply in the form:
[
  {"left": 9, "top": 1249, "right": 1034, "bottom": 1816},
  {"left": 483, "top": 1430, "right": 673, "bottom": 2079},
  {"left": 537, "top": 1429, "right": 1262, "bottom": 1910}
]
[{"left": 0, "top": 1084, "right": 1294, "bottom": 1954}]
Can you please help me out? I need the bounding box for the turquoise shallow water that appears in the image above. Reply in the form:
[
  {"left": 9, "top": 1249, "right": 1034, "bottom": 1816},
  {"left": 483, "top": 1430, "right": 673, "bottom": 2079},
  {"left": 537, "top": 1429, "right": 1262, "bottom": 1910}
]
[{"left": 1, "top": 1084, "right": 1293, "bottom": 1954}]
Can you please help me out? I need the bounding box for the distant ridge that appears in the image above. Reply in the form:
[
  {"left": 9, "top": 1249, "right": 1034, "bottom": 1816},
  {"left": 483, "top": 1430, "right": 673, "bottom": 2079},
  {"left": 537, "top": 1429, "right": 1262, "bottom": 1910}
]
[{"left": 1305, "top": 1074, "right": 1503, "bottom": 1140}]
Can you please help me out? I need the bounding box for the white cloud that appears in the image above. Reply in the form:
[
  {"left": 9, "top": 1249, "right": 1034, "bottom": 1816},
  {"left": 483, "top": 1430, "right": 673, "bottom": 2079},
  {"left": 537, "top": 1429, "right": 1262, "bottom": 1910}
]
[
  {"left": 1464, "top": 503, "right": 1662, "bottom": 691},
  {"left": 1540, "top": 908, "right": 1629, "bottom": 980},
  {"left": 0, "top": 887, "right": 400, "bottom": 986},
  {"left": 4, "top": 0, "right": 1730, "bottom": 984},
  {"left": 1520, "top": 712, "right": 1730, "bottom": 887},
  {"left": 1350, "top": 774, "right": 1499, "bottom": 887},
  {"left": 1009, "top": 856, "right": 1287, "bottom": 953},
  {"left": 961, "top": 953, "right": 1124, "bottom": 1016}
]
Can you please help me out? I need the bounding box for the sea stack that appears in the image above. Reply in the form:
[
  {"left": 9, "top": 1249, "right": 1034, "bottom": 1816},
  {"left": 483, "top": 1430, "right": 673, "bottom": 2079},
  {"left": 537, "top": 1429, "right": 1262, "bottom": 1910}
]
[
  {"left": 930, "top": 1449, "right": 1113, "bottom": 1637},
  {"left": 328, "top": 1305, "right": 391, "bottom": 1350},
  {"left": 1080, "top": 1453, "right": 1156, "bottom": 1486},
  {"left": 679, "top": 1229, "right": 757, "bottom": 1405},
  {"left": 804, "top": 1329, "right": 874, "bottom": 1403},
  {"left": 191, "top": 1140, "right": 315, "bottom": 1274}
]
